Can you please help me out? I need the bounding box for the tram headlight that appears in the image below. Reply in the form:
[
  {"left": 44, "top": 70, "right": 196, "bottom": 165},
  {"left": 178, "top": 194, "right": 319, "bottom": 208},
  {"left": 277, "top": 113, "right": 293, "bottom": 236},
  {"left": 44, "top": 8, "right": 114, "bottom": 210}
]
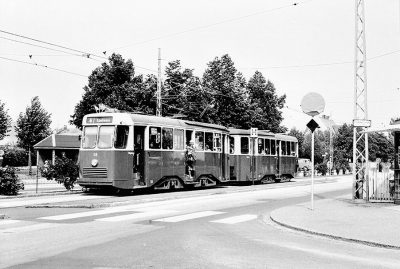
[{"left": 91, "top": 159, "right": 98, "bottom": 167}]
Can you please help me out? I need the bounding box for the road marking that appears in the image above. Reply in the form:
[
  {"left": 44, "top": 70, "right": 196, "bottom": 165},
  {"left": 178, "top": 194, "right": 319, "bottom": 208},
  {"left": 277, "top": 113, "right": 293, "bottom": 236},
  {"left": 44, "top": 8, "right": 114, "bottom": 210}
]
[
  {"left": 154, "top": 211, "right": 225, "bottom": 223},
  {"left": 0, "top": 219, "right": 21, "bottom": 226},
  {"left": 0, "top": 223, "right": 57, "bottom": 234},
  {"left": 210, "top": 214, "right": 257, "bottom": 224},
  {"left": 95, "top": 210, "right": 177, "bottom": 222},
  {"left": 0, "top": 195, "right": 105, "bottom": 208}
]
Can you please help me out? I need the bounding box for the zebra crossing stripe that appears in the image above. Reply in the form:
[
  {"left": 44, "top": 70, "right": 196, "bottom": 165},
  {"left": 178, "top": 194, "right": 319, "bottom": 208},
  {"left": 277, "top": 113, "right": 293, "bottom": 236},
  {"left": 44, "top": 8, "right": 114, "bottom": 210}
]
[
  {"left": 210, "top": 214, "right": 257, "bottom": 224},
  {"left": 95, "top": 210, "right": 177, "bottom": 222},
  {"left": 0, "top": 223, "right": 57, "bottom": 234},
  {"left": 0, "top": 220, "right": 21, "bottom": 226},
  {"left": 154, "top": 211, "right": 225, "bottom": 223}
]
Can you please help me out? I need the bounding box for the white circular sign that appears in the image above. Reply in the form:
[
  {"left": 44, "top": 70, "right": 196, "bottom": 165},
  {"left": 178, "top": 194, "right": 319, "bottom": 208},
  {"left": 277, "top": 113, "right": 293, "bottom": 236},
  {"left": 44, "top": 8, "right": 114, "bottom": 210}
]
[{"left": 301, "top": 92, "right": 325, "bottom": 117}]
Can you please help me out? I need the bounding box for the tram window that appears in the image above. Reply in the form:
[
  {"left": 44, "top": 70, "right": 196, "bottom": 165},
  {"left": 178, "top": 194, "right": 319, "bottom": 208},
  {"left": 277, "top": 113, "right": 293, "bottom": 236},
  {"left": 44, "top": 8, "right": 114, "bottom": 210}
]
[
  {"left": 271, "top": 140, "right": 276, "bottom": 155},
  {"left": 229, "top": 137, "right": 235, "bottom": 154},
  {"left": 241, "top": 137, "right": 249, "bottom": 154},
  {"left": 174, "top": 129, "right": 184, "bottom": 150},
  {"left": 114, "top": 126, "right": 129, "bottom": 149},
  {"left": 214, "top": 133, "right": 222, "bottom": 152},
  {"left": 258, "top": 138, "right": 265, "bottom": 154},
  {"left": 281, "top": 141, "right": 287, "bottom": 155},
  {"left": 98, "top": 126, "right": 114, "bottom": 149},
  {"left": 195, "top": 131, "right": 204, "bottom": 150},
  {"left": 205, "top": 132, "right": 214, "bottom": 151},
  {"left": 287, "top": 141, "right": 291, "bottom": 156},
  {"left": 265, "top": 139, "right": 271, "bottom": 155},
  {"left": 82, "top": 126, "right": 97, "bottom": 149},
  {"left": 149, "top": 127, "right": 161, "bottom": 149},
  {"left": 291, "top": 142, "right": 296, "bottom": 156},
  {"left": 162, "top": 128, "right": 173, "bottom": 149}
]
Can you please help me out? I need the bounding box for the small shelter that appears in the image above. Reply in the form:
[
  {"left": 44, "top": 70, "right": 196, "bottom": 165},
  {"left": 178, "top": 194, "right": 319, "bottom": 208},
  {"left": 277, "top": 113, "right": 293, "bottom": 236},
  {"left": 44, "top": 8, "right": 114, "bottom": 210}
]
[{"left": 34, "top": 129, "right": 81, "bottom": 166}]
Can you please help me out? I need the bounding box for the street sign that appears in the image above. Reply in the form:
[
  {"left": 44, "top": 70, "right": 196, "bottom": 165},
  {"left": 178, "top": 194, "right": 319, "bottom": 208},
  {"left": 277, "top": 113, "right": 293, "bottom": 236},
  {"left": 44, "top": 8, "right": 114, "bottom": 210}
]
[
  {"left": 306, "top": 119, "right": 320, "bottom": 133},
  {"left": 353, "top": 119, "right": 371, "bottom": 127},
  {"left": 301, "top": 92, "right": 325, "bottom": 117},
  {"left": 250, "top": 128, "right": 258, "bottom": 138}
]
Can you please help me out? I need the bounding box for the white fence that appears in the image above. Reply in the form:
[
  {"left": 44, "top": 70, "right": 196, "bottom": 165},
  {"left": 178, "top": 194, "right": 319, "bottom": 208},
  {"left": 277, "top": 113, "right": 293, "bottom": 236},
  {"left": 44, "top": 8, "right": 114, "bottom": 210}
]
[{"left": 368, "top": 162, "right": 394, "bottom": 202}]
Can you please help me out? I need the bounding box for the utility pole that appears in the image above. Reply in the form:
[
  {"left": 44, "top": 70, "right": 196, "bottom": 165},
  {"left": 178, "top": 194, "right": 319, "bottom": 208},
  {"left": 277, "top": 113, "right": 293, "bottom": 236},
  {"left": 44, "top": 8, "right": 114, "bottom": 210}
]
[
  {"left": 353, "top": 0, "right": 369, "bottom": 200},
  {"left": 156, "top": 48, "right": 162, "bottom": 117}
]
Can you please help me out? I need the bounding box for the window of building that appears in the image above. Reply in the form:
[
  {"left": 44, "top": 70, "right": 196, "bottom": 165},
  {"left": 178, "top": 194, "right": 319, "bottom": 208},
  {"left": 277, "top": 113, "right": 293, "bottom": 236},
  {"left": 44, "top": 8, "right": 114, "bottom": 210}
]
[
  {"left": 82, "top": 126, "right": 97, "bottom": 149},
  {"left": 265, "top": 139, "right": 271, "bottom": 155},
  {"left": 241, "top": 137, "right": 249, "bottom": 154},
  {"left": 271, "top": 140, "right": 276, "bottom": 155},
  {"left": 149, "top": 126, "right": 161, "bottom": 149},
  {"left": 162, "top": 128, "right": 173, "bottom": 149},
  {"left": 174, "top": 129, "right": 184, "bottom": 150},
  {"left": 258, "top": 138, "right": 265, "bottom": 154},
  {"left": 195, "top": 131, "right": 204, "bottom": 150},
  {"left": 229, "top": 136, "right": 235, "bottom": 154},
  {"left": 214, "top": 133, "right": 222, "bottom": 152},
  {"left": 98, "top": 126, "right": 114, "bottom": 149},
  {"left": 114, "top": 125, "right": 129, "bottom": 149}
]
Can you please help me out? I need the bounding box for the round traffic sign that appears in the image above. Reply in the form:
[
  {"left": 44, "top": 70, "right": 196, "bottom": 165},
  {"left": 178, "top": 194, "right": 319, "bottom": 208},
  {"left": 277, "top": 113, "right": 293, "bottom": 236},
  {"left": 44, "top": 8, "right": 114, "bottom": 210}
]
[{"left": 301, "top": 92, "right": 325, "bottom": 117}]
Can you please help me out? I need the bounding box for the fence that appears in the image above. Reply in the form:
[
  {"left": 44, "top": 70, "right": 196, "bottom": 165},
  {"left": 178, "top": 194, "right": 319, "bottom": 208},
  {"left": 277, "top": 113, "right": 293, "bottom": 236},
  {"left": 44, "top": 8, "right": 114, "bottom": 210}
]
[{"left": 368, "top": 162, "right": 394, "bottom": 202}]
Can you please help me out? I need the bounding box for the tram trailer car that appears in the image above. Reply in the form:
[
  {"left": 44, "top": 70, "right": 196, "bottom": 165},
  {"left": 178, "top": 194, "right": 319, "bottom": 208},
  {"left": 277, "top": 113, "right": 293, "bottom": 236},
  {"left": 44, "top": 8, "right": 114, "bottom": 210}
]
[
  {"left": 78, "top": 112, "right": 230, "bottom": 191},
  {"left": 229, "top": 129, "right": 298, "bottom": 183}
]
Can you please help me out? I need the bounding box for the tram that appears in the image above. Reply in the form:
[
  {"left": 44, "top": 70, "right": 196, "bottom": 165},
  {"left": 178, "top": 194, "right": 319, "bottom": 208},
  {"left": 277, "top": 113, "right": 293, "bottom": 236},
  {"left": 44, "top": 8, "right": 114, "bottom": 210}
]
[
  {"left": 78, "top": 112, "right": 230, "bottom": 190},
  {"left": 229, "top": 129, "right": 298, "bottom": 183}
]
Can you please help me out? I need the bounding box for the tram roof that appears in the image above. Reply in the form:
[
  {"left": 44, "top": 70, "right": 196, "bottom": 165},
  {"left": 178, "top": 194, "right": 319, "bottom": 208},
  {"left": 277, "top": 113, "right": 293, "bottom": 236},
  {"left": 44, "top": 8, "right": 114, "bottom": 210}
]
[
  {"left": 228, "top": 128, "right": 274, "bottom": 137},
  {"left": 83, "top": 112, "right": 228, "bottom": 132},
  {"left": 274, "top": 133, "right": 298, "bottom": 142}
]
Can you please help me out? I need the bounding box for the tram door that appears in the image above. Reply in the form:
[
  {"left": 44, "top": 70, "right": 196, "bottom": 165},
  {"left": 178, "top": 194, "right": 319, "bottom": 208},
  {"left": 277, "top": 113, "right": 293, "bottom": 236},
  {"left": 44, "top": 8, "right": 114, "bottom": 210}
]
[
  {"left": 276, "top": 140, "right": 281, "bottom": 177},
  {"left": 221, "top": 134, "right": 226, "bottom": 180},
  {"left": 185, "top": 130, "right": 195, "bottom": 178},
  {"left": 133, "top": 126, "right": 146, "bottom": 185}
]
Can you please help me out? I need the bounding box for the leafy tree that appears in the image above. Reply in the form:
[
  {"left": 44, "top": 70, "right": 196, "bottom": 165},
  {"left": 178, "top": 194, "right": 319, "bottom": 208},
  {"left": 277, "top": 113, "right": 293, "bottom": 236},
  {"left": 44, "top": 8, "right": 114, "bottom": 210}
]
[
  {"left": 246, "top": 71, "right": 286, "bottom": 132},
  {"left": 302, "top": 130, "right": 329, "bottom": 164},
  {"left": 201, "top": 54, "right": 249, "bottom": 128},
  {"left": 70, "top": 54, "right": 156, "bottom": 128},
  {"left": 15, "top": 96, "right": 51, "bottom": 172},
  {"left": 1, "top": 145, "right": 30, "bottom": 167},
  {"left": 0, "top": 100, "right": 11, "bottom": 141}
]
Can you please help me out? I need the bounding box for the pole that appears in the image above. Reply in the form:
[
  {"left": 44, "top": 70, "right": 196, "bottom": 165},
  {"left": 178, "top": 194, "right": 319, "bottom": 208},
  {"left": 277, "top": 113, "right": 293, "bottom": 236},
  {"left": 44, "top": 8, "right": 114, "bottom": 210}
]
[
  {"left": 252, "top": 137, "right": 255, "bottom": 185},
  {"left": 311, "top": 130, "right": 315, "bottom": 210},
  {"left": 156, "top": 48, "right": 162, "bottom": 116}
]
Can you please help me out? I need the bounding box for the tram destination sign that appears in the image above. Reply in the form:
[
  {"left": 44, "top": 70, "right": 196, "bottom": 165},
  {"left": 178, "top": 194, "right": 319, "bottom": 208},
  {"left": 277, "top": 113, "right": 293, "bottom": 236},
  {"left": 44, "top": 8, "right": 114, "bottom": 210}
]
[
  {"left": 353, "top": 119, "right": 371, "bottom": 127},
  {"left": 86, "top": 116, "right": 113, "bottom": 124}
]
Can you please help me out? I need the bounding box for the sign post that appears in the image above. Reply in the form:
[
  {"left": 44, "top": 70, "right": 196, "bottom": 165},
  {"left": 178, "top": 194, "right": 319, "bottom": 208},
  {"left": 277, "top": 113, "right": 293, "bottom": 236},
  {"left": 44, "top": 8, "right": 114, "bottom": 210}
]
[{"left": 301, "top": 92, "right": 325, "bottom": 210}]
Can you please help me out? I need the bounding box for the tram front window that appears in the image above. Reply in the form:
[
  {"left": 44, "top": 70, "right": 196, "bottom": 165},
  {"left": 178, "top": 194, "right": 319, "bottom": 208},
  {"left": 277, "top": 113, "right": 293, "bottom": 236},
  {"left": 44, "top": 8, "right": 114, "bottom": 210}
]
[
  {"left": 115, "top": 125, "right": 129, "bottom": 149},
  {"left": 98, "top": 126, "right": 115, "bottom": 149},
  {"left": 82, "top": 126, "right": 97, "bottom": 149}
]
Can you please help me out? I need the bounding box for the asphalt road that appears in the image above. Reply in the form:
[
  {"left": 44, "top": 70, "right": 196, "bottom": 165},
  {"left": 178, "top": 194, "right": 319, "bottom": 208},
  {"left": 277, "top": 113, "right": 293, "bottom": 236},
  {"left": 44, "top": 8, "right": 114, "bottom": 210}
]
[{"left": 2, "top": 176, "right": 400, "bottom": 269}]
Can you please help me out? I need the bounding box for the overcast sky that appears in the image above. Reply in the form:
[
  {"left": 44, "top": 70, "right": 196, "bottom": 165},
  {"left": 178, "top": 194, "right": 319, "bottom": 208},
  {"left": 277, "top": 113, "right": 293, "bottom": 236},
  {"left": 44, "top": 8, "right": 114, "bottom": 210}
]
[{"left": 0, "top": 0, "right": 399, "bottom": 131}]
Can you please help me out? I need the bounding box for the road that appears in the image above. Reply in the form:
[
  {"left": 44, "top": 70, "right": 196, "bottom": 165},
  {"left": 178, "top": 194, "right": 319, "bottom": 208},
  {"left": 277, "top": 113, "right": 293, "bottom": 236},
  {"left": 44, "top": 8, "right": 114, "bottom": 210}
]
[{"left": 1, "top": 176, "right": 400, "bottom": 269}]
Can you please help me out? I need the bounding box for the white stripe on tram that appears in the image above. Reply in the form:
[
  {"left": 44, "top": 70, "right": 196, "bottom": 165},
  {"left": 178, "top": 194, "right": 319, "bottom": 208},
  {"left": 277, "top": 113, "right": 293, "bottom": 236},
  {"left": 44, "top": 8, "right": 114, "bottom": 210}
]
[
  {"left": 154, "top": 211, "right": 225, "bottom": 223},
  {"left": 95, "top": 210, "right": 177, "bottom": 222},
  {"left": 210, "top": 214, "right": 257, "bottom": 224}
]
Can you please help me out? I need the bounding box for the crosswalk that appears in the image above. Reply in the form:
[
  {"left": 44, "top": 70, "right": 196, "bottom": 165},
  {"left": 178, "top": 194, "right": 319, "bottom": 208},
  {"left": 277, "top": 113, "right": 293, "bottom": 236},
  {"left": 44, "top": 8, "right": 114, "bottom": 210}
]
[{"left": 1, "top": 208, "right": 259, "bottom": 235}]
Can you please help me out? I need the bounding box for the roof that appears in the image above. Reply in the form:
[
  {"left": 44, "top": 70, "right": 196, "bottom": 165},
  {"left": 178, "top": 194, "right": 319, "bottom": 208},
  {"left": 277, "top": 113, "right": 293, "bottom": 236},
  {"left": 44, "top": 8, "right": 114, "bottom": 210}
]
[{"left": 34, "top": 134, "right": 81, "bottom": 149}]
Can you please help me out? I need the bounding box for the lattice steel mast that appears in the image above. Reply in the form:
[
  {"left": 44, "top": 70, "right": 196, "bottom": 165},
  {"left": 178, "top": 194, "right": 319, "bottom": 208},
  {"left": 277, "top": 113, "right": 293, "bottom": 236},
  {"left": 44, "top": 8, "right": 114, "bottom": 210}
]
[{"left": 353, "top": 0, "right": 369, "bottom": 200}]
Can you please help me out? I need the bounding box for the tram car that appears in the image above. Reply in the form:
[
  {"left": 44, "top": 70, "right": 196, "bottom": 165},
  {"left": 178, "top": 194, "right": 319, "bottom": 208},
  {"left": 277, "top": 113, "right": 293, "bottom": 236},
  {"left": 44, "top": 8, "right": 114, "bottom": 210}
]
[
  {"left": 78, "top": 112, "right": 230, "bottom": 190},
  {"left": 229, "top": 128, "right": 298, "bottom": 183}
]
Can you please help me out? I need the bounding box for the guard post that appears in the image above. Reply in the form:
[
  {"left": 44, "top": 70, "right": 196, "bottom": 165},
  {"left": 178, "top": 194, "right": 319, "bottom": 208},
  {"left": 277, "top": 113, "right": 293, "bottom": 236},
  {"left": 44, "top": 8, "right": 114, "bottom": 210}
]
[
  {"left": 394, "top": 131, "right": 400, "bottom": 204},
  {"left": 250, "top": 128, "right": 258, "bottom": 185}
]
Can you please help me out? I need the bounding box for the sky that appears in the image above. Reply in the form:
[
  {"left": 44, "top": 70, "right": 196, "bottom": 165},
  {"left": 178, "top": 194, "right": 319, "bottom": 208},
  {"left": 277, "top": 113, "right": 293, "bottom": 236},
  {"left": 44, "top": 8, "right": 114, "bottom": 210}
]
[{"left": 0, "top": 0, "right": 399, "bottom": 132}]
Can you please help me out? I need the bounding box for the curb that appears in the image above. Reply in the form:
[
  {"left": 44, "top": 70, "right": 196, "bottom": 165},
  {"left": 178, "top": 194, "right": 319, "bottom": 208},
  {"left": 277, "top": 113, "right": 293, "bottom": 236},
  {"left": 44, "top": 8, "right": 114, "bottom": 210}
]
[{"left": 269, "top": 211, "right": 400, "bottom": 250}]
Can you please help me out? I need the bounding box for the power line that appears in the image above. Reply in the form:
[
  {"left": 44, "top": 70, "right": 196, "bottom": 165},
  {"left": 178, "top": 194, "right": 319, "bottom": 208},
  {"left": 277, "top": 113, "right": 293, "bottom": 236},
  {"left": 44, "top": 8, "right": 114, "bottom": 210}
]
[
  {"left": 0, "top": 56, "right": 87, "bottom": 77},
  {"left": 112, "top": 1, "right": 310, "bottom": 50}
]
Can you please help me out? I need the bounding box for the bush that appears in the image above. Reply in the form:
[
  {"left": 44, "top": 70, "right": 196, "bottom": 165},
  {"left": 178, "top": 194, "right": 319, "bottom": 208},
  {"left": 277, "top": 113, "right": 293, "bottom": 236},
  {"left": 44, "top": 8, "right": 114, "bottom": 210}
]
[
  {"left": 1, "top": 145, "right": 36, "bottom": 167},
  {"left": 40, "top": 155, "right": 78, "bottom": 190},
  {"left": 315, "top": 163, "right": 328, "bottom": 176},
  {"left": 0, "top": 166, "right": 24, "bottom": 195}
]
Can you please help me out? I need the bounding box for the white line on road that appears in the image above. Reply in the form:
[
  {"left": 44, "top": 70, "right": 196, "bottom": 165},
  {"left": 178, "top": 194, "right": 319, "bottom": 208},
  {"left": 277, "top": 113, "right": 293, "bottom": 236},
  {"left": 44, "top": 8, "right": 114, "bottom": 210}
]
[
  {"left": 210, "top": 214, "right": 258, "bottom": 224},
  {"left": 0, "top": 223, "right": 57, "bottom": 234},
  {"left": 0, "top": 219, "right": 21, "bottom": 226},
  {"left": 154, "top": 211, "right": 225, "bottom": 223},
  {"left": 0, "top": 195, "right": 106, "bottom": 208},
  {"left": 95, "top": 210, "right": 178, "bottom": 222}
]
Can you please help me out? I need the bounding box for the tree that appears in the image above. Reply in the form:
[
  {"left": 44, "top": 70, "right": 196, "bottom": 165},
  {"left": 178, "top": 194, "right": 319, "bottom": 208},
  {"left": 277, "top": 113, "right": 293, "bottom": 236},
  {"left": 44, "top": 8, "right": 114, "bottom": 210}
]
[
  {"left": 0, "top": 99, "right": 11, "bottom": 141},
  {"left": 246, "top": 71, "right": 287, "bottom": 132},
  {"left": 288, "top": 128, "right": 305, "bottom": 157},
  {"left": 15, "top": 96, "right": 51, "bottom": 171},
  {"left": 70, "top": 54, "right": 155, "bottom": 128},
  {"left": 201, "top": 54, "right": 249, "bottom": 128}
]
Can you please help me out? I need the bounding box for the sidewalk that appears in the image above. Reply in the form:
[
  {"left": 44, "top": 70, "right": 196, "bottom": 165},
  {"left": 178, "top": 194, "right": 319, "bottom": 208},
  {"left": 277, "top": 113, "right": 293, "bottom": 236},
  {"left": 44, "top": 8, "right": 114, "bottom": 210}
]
[{"left": 270, "top": 197, "right": 400, "bottom": 249}]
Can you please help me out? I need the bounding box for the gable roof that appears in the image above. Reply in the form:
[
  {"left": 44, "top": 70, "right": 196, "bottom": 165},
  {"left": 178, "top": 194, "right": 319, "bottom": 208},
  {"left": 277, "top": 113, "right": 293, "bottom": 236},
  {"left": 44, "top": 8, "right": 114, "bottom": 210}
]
[{"left": 34, "top": 134, "right": 80, "bottom": 149}]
